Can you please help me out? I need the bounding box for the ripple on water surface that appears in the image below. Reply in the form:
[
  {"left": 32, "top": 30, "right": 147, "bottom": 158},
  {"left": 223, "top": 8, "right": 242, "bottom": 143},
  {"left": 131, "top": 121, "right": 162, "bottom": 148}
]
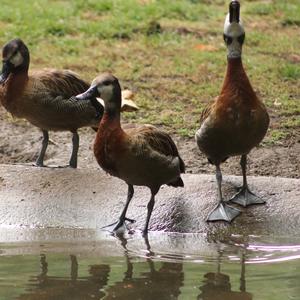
[{"left": 0, "top": 231, "right": 299, "bottom": 300}]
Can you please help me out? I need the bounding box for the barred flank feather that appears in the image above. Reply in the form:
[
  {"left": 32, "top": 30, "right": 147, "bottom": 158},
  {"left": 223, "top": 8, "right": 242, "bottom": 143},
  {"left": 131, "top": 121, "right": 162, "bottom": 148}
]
[
  {"left": 131, "top": 125, "right": 185, "bottom": 173},
  {"left": 3, "top": 69, "right": 103, "bottom": 131},
  {"left": 37, "top": 69, "right": 90, "bottom": 98}
]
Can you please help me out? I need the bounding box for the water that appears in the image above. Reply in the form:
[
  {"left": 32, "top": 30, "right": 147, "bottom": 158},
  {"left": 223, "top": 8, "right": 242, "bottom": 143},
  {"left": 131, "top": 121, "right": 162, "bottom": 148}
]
[{"left": 0, "top": 230, "right": 299, "bottom": 300}]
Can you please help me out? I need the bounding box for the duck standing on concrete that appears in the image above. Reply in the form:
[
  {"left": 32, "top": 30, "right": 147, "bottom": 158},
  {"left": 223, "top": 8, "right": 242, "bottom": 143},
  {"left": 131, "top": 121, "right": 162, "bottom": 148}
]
[
  {"left": 0, "top": 38, "right": 137, "bottom": 168},
  {"left": 195, "top": 1, "right": 269, "bottom": 222},
  {"left": 76, "top": 73, "right": 185, "bottom": 235}
]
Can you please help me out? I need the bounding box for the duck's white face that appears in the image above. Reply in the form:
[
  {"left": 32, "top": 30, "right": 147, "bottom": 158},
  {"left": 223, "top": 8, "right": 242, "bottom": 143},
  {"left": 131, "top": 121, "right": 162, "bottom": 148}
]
[
  {"left": 8, "top": 51, "right": 24, "bottom": 67},
  {"left": 97, "top": 84, "right": 114, "bottom": 103},
  {"left": 0, "top": 39, "right": 29, "bottom": 84},
  {"left": 223, "top": 12, "right": 245, "bottom": 58},
  {"left": 91, "top": 74, "right": 121, "bottom": 112}
]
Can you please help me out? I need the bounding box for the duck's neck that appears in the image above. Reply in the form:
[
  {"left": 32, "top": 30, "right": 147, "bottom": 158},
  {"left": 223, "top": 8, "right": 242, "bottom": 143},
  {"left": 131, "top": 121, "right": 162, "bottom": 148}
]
[
  {"left": 95, "top": 108, "right": 122, "bottom": 151},
  {"left": 7, "top": 69, "right": 29, "bottom": 92},
  {"left": 220, "top": 56, "right": 257, "bottom": 101},
  {"left": 99, "top": 85, "right": 122, "bottom": 129},
  {"left": 100, "top": 109, "right": 121, "bottom": 128},
  {"left": 1, "top": 69, "right": 28, "bottom": 111},
  {"left": 98, "top": 92, "right": 122, "bottom": 133}
]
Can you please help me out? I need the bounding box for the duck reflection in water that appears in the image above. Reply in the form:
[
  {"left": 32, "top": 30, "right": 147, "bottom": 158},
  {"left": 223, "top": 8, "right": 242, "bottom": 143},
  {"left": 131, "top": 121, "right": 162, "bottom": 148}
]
[
  {"left": 16, "top": 237, "right": 184, "bottom": 300},
  {"left": 15, "top": 238, "right": 253, "bottom": 299},
  {"left": 198, "top": 248, "right": 252, "bottom": 300},
  {"left": 103, "top": 234, "right": 184, "bottom": 300},
  {"left": 17, "top": 254, "right": 110, "bottom": 300}
]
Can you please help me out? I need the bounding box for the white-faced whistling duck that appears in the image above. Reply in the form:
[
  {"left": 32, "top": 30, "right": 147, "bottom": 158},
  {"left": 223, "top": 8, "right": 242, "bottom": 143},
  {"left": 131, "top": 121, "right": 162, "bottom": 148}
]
[
  {"left": 76, "top": 73, "right": 185, "bottom": 235},
  {"left": 0, "top": 38, "right": 137, "bottom": 168},
  {"left": 195, "top": 1, "right": 269, "bottom": 222}
]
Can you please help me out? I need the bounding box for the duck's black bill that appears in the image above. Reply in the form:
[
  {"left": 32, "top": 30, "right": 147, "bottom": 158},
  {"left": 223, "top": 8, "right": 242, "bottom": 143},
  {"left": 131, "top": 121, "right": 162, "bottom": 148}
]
[
  {"left": 229, "top": 0, "right": 240, "bottom": 23},
  {"left": 0, "top": 60, "right": 14, "bottom": 84},
  {"left": 75, "top": 85, "right": 99, "bottom": 101}
]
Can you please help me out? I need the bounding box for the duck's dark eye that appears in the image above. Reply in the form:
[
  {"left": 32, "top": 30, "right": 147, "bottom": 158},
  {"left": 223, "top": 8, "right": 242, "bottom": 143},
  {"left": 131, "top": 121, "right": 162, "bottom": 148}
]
[
  {"left": 223, "top": 34, "right": 233, "bottom": 45},
  {"left": 103, "top": 80, "right": 111, "bottom": 86},
  {"left": 8, "top": 49, "right": 18, "bottom": 61},
  {"left": 237, "top": 33, "right": 245, "bottom": 44}
]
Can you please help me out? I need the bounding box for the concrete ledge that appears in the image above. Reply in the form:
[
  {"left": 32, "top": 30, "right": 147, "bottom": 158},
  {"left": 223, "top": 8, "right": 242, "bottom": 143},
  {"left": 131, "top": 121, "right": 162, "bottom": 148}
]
[{"left": 0, "top": 164, "right": 299, "bottom": 238}]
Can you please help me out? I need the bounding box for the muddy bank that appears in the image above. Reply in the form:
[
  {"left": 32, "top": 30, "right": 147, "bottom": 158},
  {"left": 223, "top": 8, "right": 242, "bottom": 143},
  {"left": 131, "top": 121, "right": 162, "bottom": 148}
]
[{"left": 0, "top": 164, "right": 299, "bottom": 237}]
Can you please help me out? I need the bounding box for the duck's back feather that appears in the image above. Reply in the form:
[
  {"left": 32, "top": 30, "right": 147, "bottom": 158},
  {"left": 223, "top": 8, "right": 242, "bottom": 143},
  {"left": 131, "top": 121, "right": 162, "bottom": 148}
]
[
  {"left": 26, "top": 95, "right": 101, "bottom": 131},
  {"left": 14, "top": 69, "right": 102, "bottom": 131},
  {"left": 127, "top": 125, "right": 185, "bottom": 173},
  {"left": 33, "top": 69, "right": 89, "bottom": 98},
  {"left": 200, "top": 100, "right": 215, "bottom": 124}
]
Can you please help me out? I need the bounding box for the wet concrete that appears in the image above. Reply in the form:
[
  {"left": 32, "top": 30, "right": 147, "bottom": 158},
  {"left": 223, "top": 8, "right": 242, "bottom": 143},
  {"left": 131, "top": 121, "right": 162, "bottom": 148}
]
[{"left": 0, "top": 164, "right": 299, "bottom": 241}]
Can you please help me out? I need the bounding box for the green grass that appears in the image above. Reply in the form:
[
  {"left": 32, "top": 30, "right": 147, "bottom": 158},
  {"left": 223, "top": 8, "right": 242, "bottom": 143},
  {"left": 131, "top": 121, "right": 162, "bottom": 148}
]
[
  {"left": 279, "top": 64, "right": 300, "bottom": 80},
  {"left": 264, "top": 129, "right": 290, "bottom": 145},
  {"left": 0, "top": 0, "right": 299, "bottom": 143}
]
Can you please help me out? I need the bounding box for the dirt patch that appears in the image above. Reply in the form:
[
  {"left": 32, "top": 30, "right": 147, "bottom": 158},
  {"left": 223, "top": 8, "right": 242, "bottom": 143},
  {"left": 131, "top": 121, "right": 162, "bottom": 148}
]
[
  {"left": 1, "top": 107, "right": 299, "bottom": 179},
  {"left": 176, "top": 136, "right": 300, "bottom": 179}
]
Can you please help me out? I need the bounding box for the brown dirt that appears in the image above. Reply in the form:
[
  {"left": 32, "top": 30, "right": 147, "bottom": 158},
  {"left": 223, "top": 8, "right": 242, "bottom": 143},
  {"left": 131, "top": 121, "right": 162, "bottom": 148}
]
[
  {"left": 176, "top": 136, "right": 300, "bottom": 179},
  {"left": 1, "top": 107, "right": 299, "bottom": 179}
]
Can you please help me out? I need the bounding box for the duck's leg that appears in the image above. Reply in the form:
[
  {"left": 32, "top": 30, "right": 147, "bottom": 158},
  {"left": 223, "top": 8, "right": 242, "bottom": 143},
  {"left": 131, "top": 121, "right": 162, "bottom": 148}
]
[
  {"left": 207, "top": 165, "right": 241, "bottom": 222},
  {"left": 142, "top": 188, "right": 158, "bottom": 236},
  {"left": 69, "top": 131, "right": 79, "bottom": 168},
  {"left": 70, "top": 255, "right": 78, "bottom": 282},
  {"left": 230, "top": 155, "right": 265, "bottom": 207},
  {"left": 103, "top": 185, "right": 135, "bottom": 232},
  {"left": 35, "top": 130, "right": 49, "bottom": 167}
]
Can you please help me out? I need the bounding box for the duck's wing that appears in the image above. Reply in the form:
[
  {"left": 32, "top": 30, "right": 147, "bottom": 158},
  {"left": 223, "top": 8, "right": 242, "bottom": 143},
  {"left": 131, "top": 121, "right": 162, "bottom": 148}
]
[
  {"left": 25, "top": 69, "right": 102, "bottom": 128},
  {"left": 34, "top": 69, "right": 138, "bottom": 112},
  {"left": 39, "top": 95, "right": 100, "bottom": 115},
  {"left": 200, "top": 104, "right": 212, "bottom": 124},
  {"left": 129, "top": 125, "right": 185, "bottom": 173},
  {"left": 25, "top": 94, "right": 102, "bottom": 130},
  {"left": 199, "top": 97, "right": 219, "bottom": 124},
  {"left": 33, "top": 69, "right": 90, "bottom": 98}
]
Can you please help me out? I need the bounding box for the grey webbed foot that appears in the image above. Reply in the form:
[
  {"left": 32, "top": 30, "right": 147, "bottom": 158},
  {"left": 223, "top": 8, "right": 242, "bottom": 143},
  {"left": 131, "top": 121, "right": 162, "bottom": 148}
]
[
  {"left": 113, "top": 217, "right": 136, "bottom": 233},
  {"left": 101, "top": 217, "right": 136, "bottom": 232},
  {"left": 104, "top": 185, "right": 135, "bottom": 234},
  {"left": 230, "top": 186, "right": 265, "bottom": 207},
  {"left": 57, "top": 164, "right": 76, "bottom": 169},
  {"left": 34, "top": 164, "right": 74, "bottom": 169},
  {"left": 207, "top": 202, "right": 241, "bottom": 223}
]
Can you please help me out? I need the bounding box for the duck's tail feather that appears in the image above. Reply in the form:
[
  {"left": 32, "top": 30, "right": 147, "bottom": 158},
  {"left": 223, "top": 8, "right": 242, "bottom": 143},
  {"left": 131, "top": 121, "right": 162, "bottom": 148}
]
[{"left": 167, "top": 176, "right": 184, "bottom": 187}]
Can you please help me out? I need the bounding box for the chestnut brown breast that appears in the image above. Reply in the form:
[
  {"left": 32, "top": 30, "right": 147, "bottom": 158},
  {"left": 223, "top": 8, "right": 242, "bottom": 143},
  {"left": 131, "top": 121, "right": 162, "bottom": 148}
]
[
  {"left": 196, "top": 58, "right": 269, "bottom": 164},
  {"left": 94, "top": 115, "right": 125, "bottom": 176},
  {"left": 0, "top": 72, "right": 28, "bottom": 117}
]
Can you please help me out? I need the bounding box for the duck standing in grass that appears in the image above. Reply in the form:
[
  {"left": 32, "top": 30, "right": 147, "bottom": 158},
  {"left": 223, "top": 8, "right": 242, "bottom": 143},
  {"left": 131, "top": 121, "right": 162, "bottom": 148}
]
[
  {"left": 0, "top": 38, "right": 137, "bottom": 168},
  {"left": 195, "top": 0, "right": 269, "bottom": 222},
  {"left": 76, "top": 73, "right": 185, "bottom": 235}
]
